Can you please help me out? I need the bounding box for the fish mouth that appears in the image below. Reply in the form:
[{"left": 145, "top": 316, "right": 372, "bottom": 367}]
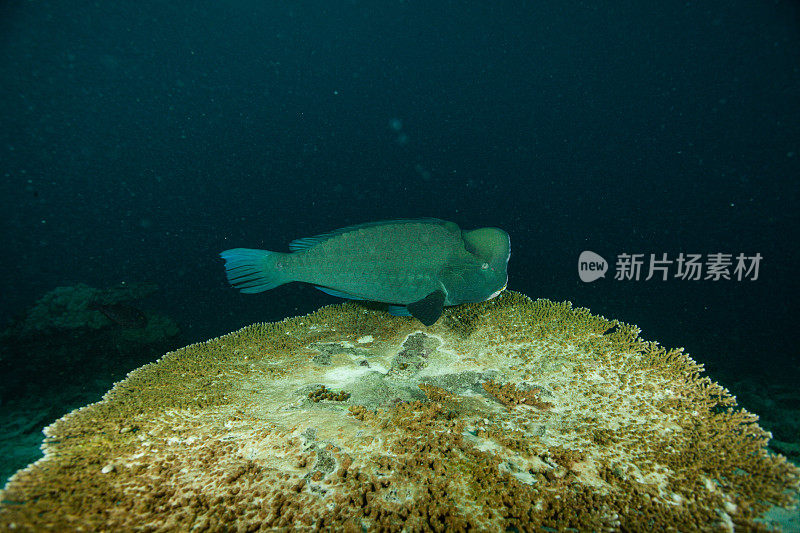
[{"left": 486, "top": 279, "right": 508, "bottom": 301}]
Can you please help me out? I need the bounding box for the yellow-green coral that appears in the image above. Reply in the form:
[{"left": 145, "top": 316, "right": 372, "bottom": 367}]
[
  {"left": 0, "top": 292, "right": 797, "bottom": 531},
  {"left": 308, "top": 385, "right": 351, "bottom": 402},
  {"left": 481, "top": 379, "right": 553, "bottom": 410}
]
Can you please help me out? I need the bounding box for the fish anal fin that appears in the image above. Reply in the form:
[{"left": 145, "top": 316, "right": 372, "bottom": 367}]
[
  {"left": 407, "top": 290, "right": 445, "bottom": 326},
  {"left": 387, "top": 305, "right": 412, "bottom": 316},
  {"left": 314, "top": 286, "right": 365, "bottom": 301}
]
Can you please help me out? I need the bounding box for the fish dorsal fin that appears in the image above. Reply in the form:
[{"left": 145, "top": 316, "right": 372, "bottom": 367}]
[
  {"left": 289, "top": 218, "right": 451, "bottom": 252},
  {"left": 407, "top": 290, "right": 445, "bottom": 326}
]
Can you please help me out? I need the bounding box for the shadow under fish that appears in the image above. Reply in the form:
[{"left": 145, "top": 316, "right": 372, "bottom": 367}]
[{"left": 87, "top": 301, "right": 148, "bottom": 329}]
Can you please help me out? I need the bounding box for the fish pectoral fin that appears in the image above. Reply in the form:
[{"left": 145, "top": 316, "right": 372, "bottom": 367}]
[{"left": 407, "top": 290, "right": 445, "bottom": 326}]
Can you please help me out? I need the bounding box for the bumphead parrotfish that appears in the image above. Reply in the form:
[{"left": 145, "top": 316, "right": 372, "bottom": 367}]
[{"left": 220, "top": 218, "right": 510, "bottom": 326}]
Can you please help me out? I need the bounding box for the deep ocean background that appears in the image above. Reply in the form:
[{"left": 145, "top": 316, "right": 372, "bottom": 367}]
[{"left": 1, "top": 1, "right": 799, "bottom": 484}]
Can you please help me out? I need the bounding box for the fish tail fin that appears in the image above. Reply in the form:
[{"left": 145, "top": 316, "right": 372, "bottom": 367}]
[{"left": 220, "top": 248, "right": 292, "bottom": 293}]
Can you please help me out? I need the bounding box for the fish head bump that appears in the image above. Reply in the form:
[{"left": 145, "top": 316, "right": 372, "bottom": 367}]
[{"left": 444, "top": 227, "right": 511, "bottom": 304}]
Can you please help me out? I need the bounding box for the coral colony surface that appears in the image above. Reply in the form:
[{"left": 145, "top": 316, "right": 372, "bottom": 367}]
[
  {"left": 1, "top": 292, "right": 798, "bottom": 531},
  {"left": 0, "top": 283, "right": 181, "bottom": 488}
]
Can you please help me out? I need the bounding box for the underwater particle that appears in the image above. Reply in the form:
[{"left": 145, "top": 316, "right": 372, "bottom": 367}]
[
  {"left": 0, "top": 292, "right": 797, "bottom": 531},
  {"left": 414, "top": 163, "right": 432, "bottom": 181},
  {"left": 388, "top": 118, "right": 403, "bottom": 131}
]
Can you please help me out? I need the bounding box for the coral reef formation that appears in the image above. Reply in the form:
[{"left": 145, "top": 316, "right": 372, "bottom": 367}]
[
  {"left": 2, "top": 282, "right": 159, "bottom": 336},
  {"left": 0, "top": 283, "right": 181, "bottom": 485},
  {"left": 0, "top": 283, "right": 179, "bottom": 378},
  {"left": 1, "top": 292, "right": 797, "bottom": 530}
]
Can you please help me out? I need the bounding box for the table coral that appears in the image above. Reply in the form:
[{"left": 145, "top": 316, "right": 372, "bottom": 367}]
[{"left": 1, "top": 292, "right": 797, "bottom": 531}]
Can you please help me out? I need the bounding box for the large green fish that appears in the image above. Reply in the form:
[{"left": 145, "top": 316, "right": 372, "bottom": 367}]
[{"left": 220, "top": 218, "right": 510, "bottom": 326}]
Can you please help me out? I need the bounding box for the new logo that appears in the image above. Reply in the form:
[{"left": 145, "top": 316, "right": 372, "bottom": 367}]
[{"left": 579, "top": 251, "right": 608, "bottom": 282}]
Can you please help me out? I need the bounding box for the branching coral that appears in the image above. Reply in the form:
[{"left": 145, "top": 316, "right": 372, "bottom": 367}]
[{"left": 1, "top": 292, "right": 797, "bottom": 531}]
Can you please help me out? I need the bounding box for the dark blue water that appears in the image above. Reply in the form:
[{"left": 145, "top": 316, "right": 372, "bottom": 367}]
[{"left": 1, "top": 1, "right": 799, "bottom": 477}]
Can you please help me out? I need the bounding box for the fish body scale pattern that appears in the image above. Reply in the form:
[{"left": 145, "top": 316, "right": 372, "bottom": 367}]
[{"left": 291, "top": 223, "right": 460, "bottom": 303}]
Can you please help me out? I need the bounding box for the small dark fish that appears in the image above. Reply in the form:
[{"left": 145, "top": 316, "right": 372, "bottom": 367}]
[{"left": 88, "top": 302, "right": 148, "bottom": 329}]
